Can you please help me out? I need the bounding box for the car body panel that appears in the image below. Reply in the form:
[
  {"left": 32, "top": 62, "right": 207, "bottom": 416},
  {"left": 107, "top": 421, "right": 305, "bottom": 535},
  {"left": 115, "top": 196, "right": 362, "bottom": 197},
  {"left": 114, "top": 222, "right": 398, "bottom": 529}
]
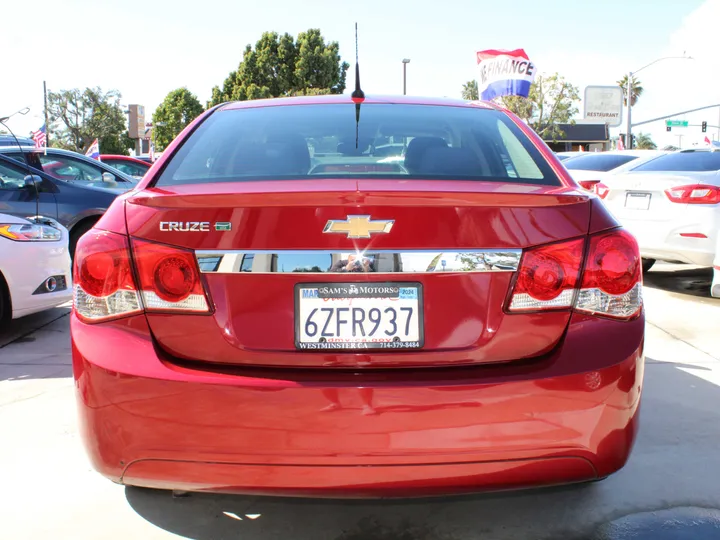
[
  {"left": 126, "top": 180, "right": 593, "bottom": 366},
  {"left": 0, "top": 213, "right": 72, "bottom": 318},
  {"left": 72, "top": 95, "right": 644, "bottom": 495}
]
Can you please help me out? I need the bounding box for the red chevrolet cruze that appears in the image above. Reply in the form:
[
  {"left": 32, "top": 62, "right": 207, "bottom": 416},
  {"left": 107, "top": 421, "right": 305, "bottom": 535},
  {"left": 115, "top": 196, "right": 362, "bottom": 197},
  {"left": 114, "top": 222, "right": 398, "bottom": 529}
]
[{"left": 71, "top": 95, "right": 645, "bottom": 497}]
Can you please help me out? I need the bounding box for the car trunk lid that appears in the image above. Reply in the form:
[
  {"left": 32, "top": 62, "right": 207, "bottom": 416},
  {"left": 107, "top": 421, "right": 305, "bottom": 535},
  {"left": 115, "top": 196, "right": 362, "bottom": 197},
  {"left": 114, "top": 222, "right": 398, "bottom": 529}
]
[{"left": 125, "top": 180, "right": 593, "bottom": 368}]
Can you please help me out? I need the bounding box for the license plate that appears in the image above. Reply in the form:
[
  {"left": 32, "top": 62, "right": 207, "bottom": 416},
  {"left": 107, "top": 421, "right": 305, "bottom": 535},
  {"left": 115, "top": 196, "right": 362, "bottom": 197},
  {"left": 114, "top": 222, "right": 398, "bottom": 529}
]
[
  {"left": 625, "top": 192, "right": 651, "bottom": 210},
  {"left": 295, "top": 283, "right": 423, "bottom": 350}
]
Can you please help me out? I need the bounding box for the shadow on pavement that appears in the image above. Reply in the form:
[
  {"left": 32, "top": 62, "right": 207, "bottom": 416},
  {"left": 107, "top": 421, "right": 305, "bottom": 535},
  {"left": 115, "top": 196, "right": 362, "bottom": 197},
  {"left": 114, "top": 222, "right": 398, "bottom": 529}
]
[
  {"left": 644, "top": 265, "right": 718, "bottom": 303},
  {"left": 124, "top": 356, "right": 720, "bottom": 540},
  {"left": 0, "top": 307, "right": 72, "bottom": 381}
]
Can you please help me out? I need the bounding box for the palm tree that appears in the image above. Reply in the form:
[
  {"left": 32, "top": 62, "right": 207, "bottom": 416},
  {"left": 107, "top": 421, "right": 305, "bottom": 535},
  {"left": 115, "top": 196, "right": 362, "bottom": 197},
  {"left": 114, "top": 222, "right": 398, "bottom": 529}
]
[
  {"left": 634, "top": 133, "right": 657, "bottom": 150},
  {"left": 461, "top": 80, "right": 479, "bottom": 101},
  {"left": 617, "top": 75, "right": 644, "bottom": 107}
]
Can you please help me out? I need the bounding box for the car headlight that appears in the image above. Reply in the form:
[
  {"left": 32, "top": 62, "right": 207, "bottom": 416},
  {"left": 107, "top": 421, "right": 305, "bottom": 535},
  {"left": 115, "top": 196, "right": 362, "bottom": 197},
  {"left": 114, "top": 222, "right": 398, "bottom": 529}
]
[{"left": 0, "top": 223, "right": 62, "bottom": 242}]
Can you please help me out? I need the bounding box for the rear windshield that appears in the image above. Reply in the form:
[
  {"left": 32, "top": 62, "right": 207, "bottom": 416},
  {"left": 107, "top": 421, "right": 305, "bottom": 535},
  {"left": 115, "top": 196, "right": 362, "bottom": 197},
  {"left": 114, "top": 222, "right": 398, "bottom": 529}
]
[
  {"left": 564, "top": 154, "right": 638, "bottom": 172},
  {"left": 155, "top": 104, "right": 560, "bottom": 186},
  {"left": 631, "top": 151, "right": 720, "bottom": 172}
]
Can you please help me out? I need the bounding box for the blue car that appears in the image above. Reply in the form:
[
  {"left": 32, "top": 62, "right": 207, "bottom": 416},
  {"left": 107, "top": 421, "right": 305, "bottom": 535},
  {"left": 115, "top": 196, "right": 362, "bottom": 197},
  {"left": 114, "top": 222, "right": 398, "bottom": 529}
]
[{"left": 0, "top": 153, "right": 132, "bottom": 257}]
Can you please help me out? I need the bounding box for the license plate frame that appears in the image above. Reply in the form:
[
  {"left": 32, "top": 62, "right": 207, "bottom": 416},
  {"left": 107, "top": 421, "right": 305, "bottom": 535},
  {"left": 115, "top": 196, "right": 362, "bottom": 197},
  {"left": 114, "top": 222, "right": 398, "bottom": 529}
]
[
  {"left": 294, "top": 282, "right": 424, "bottom": 350},
  {"left": 625, "top": 192, "right": 651, "bottom": 210}
]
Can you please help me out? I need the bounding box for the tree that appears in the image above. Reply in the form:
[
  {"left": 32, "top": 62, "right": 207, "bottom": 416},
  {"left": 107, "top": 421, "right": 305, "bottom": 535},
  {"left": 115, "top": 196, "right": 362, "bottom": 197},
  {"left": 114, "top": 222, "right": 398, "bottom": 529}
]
[
  {"left": 501, "top": 74, "right": 580, "bottom": 140},
  {"left": 461, "top": 74, "right": 580, "bottom": 140},
  {"left": 153, "top": 88, "right": 204, "bottom": 151},
  {"left": 209, "top": 29, "right": 349, "bottom": 106},
  {"left": 461, "top": 80, "right": 479, "bottom": 100},
  {"left": 634, "top": 133, "right": 657, "bottom": 150},
  {"left": 47, "top": 87, "right": 133, "bottom": 154},
  {"left": 617, "top": 74, "right": 644, "bottom": 107}
]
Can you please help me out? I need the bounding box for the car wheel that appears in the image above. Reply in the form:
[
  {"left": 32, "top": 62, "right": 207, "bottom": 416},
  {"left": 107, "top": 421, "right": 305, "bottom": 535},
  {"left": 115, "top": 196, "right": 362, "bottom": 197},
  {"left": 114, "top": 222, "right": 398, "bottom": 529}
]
[
  {"left": 641, "top": 258, "right": 655, "bottom": 273},
  {"left": 69, "top": 220, "right": 97, "bottom": 261}
]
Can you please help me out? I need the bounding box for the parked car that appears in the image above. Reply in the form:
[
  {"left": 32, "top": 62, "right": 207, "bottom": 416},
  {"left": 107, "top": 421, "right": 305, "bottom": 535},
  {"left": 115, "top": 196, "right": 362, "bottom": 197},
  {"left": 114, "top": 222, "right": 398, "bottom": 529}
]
[
  {"left": 71, "top": 95, "right": 645, "bottom": 497},
  {"left": 100, "top": 154, "right": 151, "bottom": 179},
  {"left": 595, "top": 148, "right": 720, "bottom": 286},
  {"left": 0, "top": 135, "right": 35, "bottom": 147},
  {"left": 555, "top": 151, "right": 579, "bottom": 161},
  {"left": 0, "top": 147, "right": 138, "bottom": 187},
  {"left": 0, "top": 153, "right": 132, "bottom": 258},
  {"left": 563, "top": 150, "right": 667, "bottom": 191},
  {"left": 0, "top": 213, "right": 72, "bottom": 320}
]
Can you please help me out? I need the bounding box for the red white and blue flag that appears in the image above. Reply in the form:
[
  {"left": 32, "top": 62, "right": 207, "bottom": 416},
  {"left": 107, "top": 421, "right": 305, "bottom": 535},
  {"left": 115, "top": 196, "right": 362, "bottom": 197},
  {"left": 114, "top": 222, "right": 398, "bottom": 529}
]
[
  {"left": 475, "top": 49, "right": 537, "bottom": 101},
  {"left": 31, "top": 125, "right": 47, "bottom": 149},
  {"left": 85, "top": 139, "right": 100, "bottom": 160}
]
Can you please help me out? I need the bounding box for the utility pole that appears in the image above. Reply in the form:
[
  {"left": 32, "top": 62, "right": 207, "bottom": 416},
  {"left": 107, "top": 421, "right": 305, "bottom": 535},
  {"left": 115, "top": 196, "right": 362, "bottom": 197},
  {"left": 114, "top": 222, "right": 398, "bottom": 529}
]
[{"left": 43, "top": 81, "right": 49, "bottom": 147}]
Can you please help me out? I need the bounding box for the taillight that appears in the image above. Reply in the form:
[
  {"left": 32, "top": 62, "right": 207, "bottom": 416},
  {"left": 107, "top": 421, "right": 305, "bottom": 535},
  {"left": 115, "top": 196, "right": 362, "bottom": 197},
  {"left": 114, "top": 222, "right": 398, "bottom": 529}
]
[
  {"left": 576, "top": 229, "right": 642, "bottom": 319},
  {"left": 73, "top": 230, "right": 142, "bottom": 322},
  {"left": 73, "top": 231, "right": 211, "bottom": 322},
  {"left": 578, "top": 180, "right": 600, "bottom": 191},
  {"left": 594, "top": 183, "right": 610, "bottom": 199},
  {"left": 132, "top": 240, "right": 209, "bottom": 312},
  {"left": 509, "top": 239, "right": 584, "bottom": 311},
  {"left": 664, "top": 184, "right": 720, "bottom": 204},
  {"left": 508, "top": 229, "right": 643, "bottom": 320}
]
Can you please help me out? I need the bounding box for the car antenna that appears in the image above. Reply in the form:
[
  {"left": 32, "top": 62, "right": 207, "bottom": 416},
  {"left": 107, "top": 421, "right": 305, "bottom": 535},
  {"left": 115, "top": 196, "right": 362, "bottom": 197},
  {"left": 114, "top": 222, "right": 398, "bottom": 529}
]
[
  {"left": 0, "top": 110, "right": 40, "bottom": 221},
  {"left": 351, "top": 22, "right": 365, "bottom": 149}
]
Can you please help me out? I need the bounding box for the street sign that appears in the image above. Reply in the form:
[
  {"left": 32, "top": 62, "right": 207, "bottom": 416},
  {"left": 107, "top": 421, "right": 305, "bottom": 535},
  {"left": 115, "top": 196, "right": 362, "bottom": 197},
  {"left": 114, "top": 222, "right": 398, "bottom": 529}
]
[
  {"left": 666, "top": 120, "right": 689, "bottom": 127},
  {"left": 583, "top": 86, "right": 624, "bottom": 127}
]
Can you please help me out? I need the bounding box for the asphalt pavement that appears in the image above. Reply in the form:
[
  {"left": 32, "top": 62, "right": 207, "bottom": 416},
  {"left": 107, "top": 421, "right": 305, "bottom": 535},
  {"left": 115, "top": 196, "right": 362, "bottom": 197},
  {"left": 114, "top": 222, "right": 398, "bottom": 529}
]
[{"left": 1, "top": 264, "right": 719, "bottom": 540}]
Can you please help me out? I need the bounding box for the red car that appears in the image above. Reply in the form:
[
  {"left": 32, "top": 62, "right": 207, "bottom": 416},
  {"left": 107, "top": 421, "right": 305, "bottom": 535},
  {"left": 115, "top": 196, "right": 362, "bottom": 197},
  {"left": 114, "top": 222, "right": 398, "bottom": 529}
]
[
  {"left": 71, "top": 95, "right": 645, "bottom": 497},
  {"left": 99, "top": 154, "right": 151, "bottom": 178}
]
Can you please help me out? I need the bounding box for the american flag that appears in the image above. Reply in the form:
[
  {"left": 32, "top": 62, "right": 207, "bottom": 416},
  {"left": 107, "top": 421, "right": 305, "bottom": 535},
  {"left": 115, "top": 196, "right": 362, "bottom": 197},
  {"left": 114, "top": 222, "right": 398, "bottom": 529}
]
[{"left": 31, "top": 124, "right": 47, "bottom": 149}]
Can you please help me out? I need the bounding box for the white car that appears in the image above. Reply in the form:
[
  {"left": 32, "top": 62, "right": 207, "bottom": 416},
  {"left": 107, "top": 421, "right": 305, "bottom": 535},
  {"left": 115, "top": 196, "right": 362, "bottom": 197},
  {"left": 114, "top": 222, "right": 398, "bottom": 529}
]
[
  {"left": 563, "top": 150, "right": 668, "bottom": 190},
  {"left": 595, "top": 149, "right": 720, "bottom": 296},
  {"left": 0, "top": 214, "right": 73, "bottom": 320}
]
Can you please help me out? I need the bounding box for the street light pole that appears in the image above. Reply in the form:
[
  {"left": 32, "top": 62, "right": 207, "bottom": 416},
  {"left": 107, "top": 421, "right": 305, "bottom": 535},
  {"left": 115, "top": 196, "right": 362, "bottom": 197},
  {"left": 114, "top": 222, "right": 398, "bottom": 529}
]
[
  {"left": 625, "top": 55, "right": 693, "bottom": 150},
  {"left": 625, "top": 71, "right": 633, "bottom": 149},
  {"left": 402, "top": 58, "right": 410, "bottom": 95}
]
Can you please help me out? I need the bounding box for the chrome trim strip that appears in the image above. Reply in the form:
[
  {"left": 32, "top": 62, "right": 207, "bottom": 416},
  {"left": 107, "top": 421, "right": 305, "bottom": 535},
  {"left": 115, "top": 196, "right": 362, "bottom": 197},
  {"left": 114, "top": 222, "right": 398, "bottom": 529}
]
[{"left": 195, "top": 250, "right": 521, "bottom": 274}]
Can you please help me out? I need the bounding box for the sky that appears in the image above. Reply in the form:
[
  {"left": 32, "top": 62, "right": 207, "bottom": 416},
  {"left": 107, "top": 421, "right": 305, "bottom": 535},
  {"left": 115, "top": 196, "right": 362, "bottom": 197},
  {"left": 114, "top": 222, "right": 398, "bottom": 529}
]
[{"left": 2, "top": 0, "right": 719, "bottom": 149}]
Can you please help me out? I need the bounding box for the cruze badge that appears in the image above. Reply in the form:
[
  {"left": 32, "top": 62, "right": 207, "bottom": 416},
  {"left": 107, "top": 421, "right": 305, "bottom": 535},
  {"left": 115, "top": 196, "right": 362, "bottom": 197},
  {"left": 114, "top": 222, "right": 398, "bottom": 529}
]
[
  {"left": 159, "top": 221, "right": 232, "bottom": 232},
  {"left": 323, "top": 215, "right": 394, "bottom": 239}
]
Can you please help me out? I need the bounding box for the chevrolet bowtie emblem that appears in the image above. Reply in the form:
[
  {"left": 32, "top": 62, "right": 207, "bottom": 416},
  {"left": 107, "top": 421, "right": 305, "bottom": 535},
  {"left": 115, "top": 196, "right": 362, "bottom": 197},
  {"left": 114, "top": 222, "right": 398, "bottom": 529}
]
[{"left": 323, "top": 215, "right": 394, "bottom": 239}]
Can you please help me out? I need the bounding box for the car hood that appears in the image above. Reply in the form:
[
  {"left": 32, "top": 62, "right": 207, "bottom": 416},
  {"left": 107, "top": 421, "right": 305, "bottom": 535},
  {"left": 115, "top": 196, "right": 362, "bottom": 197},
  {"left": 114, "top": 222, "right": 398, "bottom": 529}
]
[{"left": 0, "top": 213, "right": 33, "bottom": 225}]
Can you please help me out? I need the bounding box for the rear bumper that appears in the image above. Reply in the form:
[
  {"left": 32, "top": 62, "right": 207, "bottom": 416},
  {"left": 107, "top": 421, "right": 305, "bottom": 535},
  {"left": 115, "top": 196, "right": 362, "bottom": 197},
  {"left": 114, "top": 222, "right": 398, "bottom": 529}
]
[
  {"left": 71, "top": 312, "right": 645, "bottom": 497},
  {"left": 621, "top": 212, "right": 718, "bottom": 266}
]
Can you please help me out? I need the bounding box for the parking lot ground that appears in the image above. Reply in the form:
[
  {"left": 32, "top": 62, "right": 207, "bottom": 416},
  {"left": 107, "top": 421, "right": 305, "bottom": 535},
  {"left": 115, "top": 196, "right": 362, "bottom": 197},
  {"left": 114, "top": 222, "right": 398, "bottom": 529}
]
[{"left": 1, "top": 267, "right": 720, "bottom": 540}]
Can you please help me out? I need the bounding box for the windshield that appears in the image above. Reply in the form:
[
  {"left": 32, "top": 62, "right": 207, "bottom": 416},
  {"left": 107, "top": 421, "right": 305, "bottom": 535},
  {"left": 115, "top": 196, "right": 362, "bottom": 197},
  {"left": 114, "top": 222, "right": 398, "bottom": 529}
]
[
  {"left": 631, "top": 151, "right": 720, "bottom": 172},
  {"left": 564, "top": 153, "right": 638, "bottom": 172},
  {"left": 155, "top": 104, "right": 560, "bottom": 186}
]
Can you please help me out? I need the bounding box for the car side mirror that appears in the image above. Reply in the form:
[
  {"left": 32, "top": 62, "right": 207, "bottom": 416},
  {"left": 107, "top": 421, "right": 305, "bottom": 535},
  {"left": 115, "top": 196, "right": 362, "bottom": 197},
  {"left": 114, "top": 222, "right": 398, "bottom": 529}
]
[
  {"left": 23, "top": 174, "right": 42, "bottom": 188},
  {"left": 101, "top": 172, "right": 116, "bottom": 183}
]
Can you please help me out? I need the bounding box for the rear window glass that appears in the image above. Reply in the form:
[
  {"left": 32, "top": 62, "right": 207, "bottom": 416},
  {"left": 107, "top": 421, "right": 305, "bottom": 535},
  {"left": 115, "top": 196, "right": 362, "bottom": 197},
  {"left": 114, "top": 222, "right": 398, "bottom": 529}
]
[
  {"left": 155, "top": 104, "right": 560, "bottom": 186},
  {"left": 631, "top": 151, "right": 720, "bottom": 172},
  {"left": 564, "top": 154, "right": 637, "bottom": 172}
]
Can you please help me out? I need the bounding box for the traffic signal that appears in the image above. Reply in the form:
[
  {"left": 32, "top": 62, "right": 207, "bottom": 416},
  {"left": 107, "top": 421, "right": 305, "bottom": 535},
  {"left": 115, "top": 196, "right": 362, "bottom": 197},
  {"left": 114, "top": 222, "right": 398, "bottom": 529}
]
[
  {"left": 702, "top": 121, "right": 707, "bottom": 133},
  {"left": 667, "top": 126, "right": 672, "bottom": 132}
]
